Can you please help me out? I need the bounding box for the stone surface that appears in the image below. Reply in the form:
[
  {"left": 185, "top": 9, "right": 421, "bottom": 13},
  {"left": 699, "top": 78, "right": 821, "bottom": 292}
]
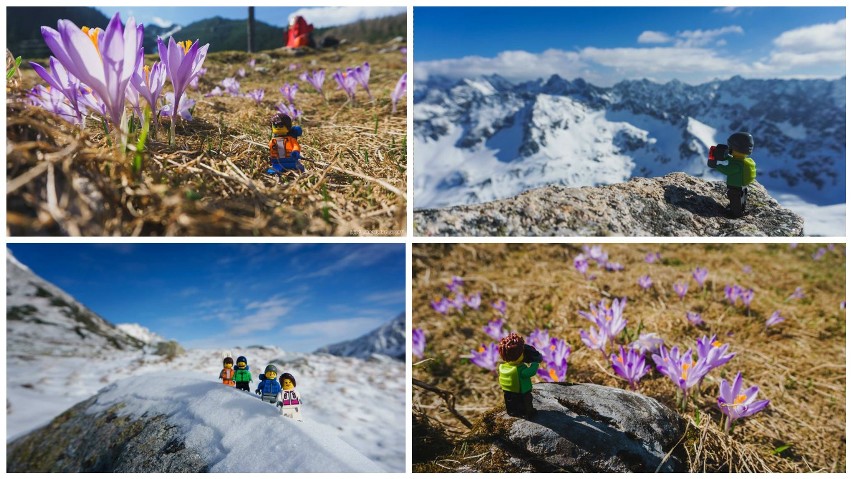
[
  {"left": 495, "top": 383, "right": 685, "bottom": 472},
  {"left": 7, "top": 396, "right": 208, "bottom": 473},
  {"left": 414, "top": 172, "right": 805, "bottom": 237}
]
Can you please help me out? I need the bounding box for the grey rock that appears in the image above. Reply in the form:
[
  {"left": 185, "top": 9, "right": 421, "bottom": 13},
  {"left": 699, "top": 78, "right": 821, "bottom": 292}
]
[
  {"left": 495, "top": 383, "right": 685, "bottom": 472},
  {"left": 414, "top": 172, "right": 804, "bottom": 237},
  {"left": 7, "top": 396, "right": 208, "bottom": 473}
]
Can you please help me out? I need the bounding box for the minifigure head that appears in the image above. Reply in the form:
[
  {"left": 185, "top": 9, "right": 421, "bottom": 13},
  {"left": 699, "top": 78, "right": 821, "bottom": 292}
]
[
  {"left": 279, "top": 373, "right": 297, "bottom": 390},
  {"left": 498, "top": 333, "right": 525, "bottom": 363},
  {"left": 264, "top": 364, "right": 278, "bottom": 380},
  {"left": 727, "top": 132, "right": 754, "bottom": 157},
  {"left": 271, "top": 113, "right": 292, "bottom": 136},
  {"left": 223, "top": 357, "right": 234, "bottom": 369},
  {"left": 236, "top": 355, "right": 248, "bottom": 370}
]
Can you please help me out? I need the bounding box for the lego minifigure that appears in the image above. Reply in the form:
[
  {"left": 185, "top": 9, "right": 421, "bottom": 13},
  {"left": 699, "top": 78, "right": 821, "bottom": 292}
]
[
  {"left": 708, "top": 132, "right": 757, "bottom": 218},
  {"left": 276, "top": 373, "right": 303, "bottom": 421},
  {"left": 267, "top": 113, "right": 305, "bottom": 174},
  {"left": 233, "top": 355, "right": 252, "bottom": 392},
  {"left": 497, "top": 333, "right": 541, "bottom": 419},
  {"left": 255, "top": 364, "right": 282, "bottom": 404},
  {"left": 219, "top": 357, "right": 236, "bottom": 386}
]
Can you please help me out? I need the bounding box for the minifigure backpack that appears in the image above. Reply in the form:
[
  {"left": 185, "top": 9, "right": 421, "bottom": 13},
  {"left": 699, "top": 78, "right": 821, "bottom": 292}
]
[{"left": 742, "top": 157, "right": 756, "bottom": 185}]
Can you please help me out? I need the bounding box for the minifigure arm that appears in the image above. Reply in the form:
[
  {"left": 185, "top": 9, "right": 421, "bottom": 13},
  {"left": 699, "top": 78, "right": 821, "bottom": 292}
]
[{"left": 518, "top": 362, "right": 540, "bottom": 378}]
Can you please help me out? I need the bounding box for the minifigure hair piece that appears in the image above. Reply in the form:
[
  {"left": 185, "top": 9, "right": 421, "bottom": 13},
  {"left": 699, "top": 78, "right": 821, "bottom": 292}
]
[
  {"left": 271, "top": 113, "right": 292, "bottom": 129},
  {"left": 279, "top": 373, "right": 297, "bottom": 387},
  {"left": 498, "top": 333, "right": 525, "bottom": 362},
  {"left": 223, "top": 357, "right": 234, "bottom": 365}
]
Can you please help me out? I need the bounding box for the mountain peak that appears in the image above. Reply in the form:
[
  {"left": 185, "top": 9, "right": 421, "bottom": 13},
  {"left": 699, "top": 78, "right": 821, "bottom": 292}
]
[{"left": 314, "top": 313, "right": 405, "bottom": 360}]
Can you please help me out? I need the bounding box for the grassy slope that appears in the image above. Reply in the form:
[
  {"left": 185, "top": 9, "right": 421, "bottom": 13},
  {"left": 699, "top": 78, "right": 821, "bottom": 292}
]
[
  {"left": 412, "top": 243, "right": 845, "bottom": 472},
  {"left": 7, "top": 43, "right": 406, "bottom": 236}
]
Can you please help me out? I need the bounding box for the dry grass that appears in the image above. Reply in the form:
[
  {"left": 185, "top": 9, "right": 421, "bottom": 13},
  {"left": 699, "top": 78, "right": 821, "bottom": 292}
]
[
  {"left": 7, "top": 42, "right": 406, "bottom": 236},
  {"left": 412, "top": 243, "right": 846, "bottom": 472}
]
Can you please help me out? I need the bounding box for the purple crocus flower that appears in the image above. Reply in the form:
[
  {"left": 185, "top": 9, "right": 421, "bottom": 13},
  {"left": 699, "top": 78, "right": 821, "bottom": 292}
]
[
  {"left": 470, "top": 343, "right": 500, "bottom": 371},
  {"left": 629, "top": 332, "right": 664, "bottom": 354},
  {"left": 611, "top": 346, "right": 651, "bottom": 390},
  {"left": 539, "top": 338, "right": 571, "bottom": 382},
  {"left": 30, "top": 56, "right": 85, "bottom": 124},
  {"left": 724, "top": 284, "right": 742, "bottom": 305},
  {"left": 645, "top": 252, "right": 661, "bottom": 263},
  {"left": 605, "top": 262, "right": 624, "bottom": 272},
  {"left": 160, "top": 92, "right": 194, "bottom": 121},
  {"left": 28, "top": 84, "right": 78, "bottom": 123},
  {"left": 299, "top": 69, "right": 326, "bottom": 99},
  {"left": 237, "top": 67, "right": 246, "bottom": 78},
  {"left": 41, "top": 13, "right": 143, "bottom": 129},
  {"left": 246, "top": 88, "right": 264, "bottom": 105},
  {"left": 221, "top": 76, "right": 241, "bottom": 96},
  {"left": 391, "top": 72, "right": 406, "bottom": 114},
  {"left": 332, "top": 68, "right": 358, "bottom": 102},
  {"left": 740, "top": 288, "right": 755, "bottom": 309},
  {"left": 686, "top": 311, "right": 703, "bottom": 326},
  {"left": 673, "top": 281, "right": 689, "bottom": 300},
  {"left": 412, "top": 328, "right": 425, "bottom": 358},
  {"left": 582, "top": 245, "right": 608, "bottom": 264},
  {"left": 813, "top": 248, "right": 827, "bottom": 260},
  {"left": 157, "top": 36, "right": 209, "bottom": 142},
  {"left": 205, "top": 86, "right": 223, "bottom": 97},
  {"left": 580, "top": 325, "right": 608, "bottom": 353},
  {"left": 448, "top": 295, "right": 466, "bottom": 311},
  {"left": 492, "top": 299, "right": 507, "bottom": 316},
  {"left": 717, "top": 372, "right": 770, "bottom": 432},
  {"left": 430, "top": 297, "right": 451, "bottom": 315},
  {"left": 347, "top": 61, "right": 372, "bottom": 100},
  {"left": 742, "top": 265, "right": 752, "bottom": 274},
  {"left": 130, "top": 61, "right": 167, "bottom": 121},
  {"left": 464, "top": 292, "right": 482, "bottom": 310},
  {"left": 638, "top": 275, "right": 653, "bottom": 290},
  {"left": 527, "top": 329, "right": 552, "bottom": 352},
  {"left": 579, "top": 297, "right": 627, "bottom": 346},
  {"left": 247, "top": 58, "right": 256, "bottom": 68},
  {"left": 275, "top": 102, "right": 302, "bottom": 120},
  {"left": 446, "top": 276, "right": 464, "bottom": 294},
  {"left": 573, "top": 254, "right": 589, "bottom": 276},
  {"left": 842, "top": 301, "right": 846, "bottom": 310},
  {"left": 765, "top": 311, "right": 784, "bottom": 328},
  {"left": 787, "top": 287, "right": 805, "bottom": 301},
  {"left": 279, "top": 82, "right": 298, "bottom": 104},
  {"left": 696, "top": 335, "right": 735, "bottom": 371},
  {"left": 483, "top": 318, "right": 507, "bottom": 341},
  {"left": 652, "top": 345, "right": 708, "bottom": 397},
  {"left": 692, "top": 267, "right": 709, "bottom": 287}
]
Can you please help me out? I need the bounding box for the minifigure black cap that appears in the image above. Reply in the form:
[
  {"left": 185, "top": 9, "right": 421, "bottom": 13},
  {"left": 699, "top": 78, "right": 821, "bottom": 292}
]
[
  {"left": 272, "top": 113, "right": 292, "bottom": 129},
  {"left": 727, "top": 132, "right": 754, "bottom": 154}
]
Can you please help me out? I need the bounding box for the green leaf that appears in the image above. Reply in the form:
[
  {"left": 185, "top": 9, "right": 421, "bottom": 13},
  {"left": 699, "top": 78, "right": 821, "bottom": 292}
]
[
  {"left": 772, "top": 444, "right": 792, "bottom": 455},
  {"left": 133, "top": 106, "right": 151, "bottom": 174},
  {"left": 6, "top": 56, "right": 22, "bottom": 80}
]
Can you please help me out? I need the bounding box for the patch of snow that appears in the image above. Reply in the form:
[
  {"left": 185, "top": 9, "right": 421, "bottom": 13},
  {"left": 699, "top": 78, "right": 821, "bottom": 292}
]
[
  {"left": 116, "top": 323, "right": 167, "bottom": 345},
  {"left": 776, "top": 121, "right": 807, "bottom": 140},
  {"left": 770, "top": 191, "right": 846, "bottom": 236}
]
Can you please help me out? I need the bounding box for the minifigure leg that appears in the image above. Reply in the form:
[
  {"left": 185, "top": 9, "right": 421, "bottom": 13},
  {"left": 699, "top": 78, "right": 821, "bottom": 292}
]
[{"left": 727, "top": 187, "right": 744, "bottom": 217}]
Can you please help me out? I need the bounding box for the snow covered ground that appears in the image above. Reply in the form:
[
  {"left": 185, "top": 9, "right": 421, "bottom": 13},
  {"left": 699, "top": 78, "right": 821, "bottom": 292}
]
[
  {"left": 6, "top": 346, "right": 405, "bottom": 472},
  {"left": 769, "top": 192, "right": 846, "bottom": 237}
]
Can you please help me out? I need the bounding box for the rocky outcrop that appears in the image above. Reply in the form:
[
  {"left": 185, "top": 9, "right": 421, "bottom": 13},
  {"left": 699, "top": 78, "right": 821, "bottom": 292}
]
[
  {"left": 488, "top": 383, "right": 685, "bottom": 473},
  {"left": 7, "top": 397, "right": 208, "bottom": 473},
  {"left": 414, "top": 173, "right": 804, "bottom": 236}
]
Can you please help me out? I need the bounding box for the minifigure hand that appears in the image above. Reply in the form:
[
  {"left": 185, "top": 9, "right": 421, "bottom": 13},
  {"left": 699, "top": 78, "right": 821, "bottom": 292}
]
[
  {"left": 277, "top": 402, "right": 283, "bottom": 407},
  {"left": 290, "top": 151, "right": 301, "bottom": 160}
]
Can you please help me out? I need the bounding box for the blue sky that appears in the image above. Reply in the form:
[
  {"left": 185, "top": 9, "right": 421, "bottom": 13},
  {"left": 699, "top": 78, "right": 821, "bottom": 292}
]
[
  {"left": 414, "top": 6, "right": 846, "bottom": 85},
  {"left": 9, "top": 244, "right": 405, "bottom": 352},
  {"left": 95, "top": 6, "right": 406, "bottom": 29}
]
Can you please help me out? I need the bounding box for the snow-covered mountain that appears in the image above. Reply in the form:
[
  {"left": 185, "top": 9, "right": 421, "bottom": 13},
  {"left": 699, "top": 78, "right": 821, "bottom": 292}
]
[
  {"left": 116, "top": 323, "right": 167, "bottom": 345},
  {"left": 414, "top": 74, "right": 845, "bottom": 231},
  {"left": 6, "top": 251, "right": 405, "bottom": 472},
  {"left": 314, "top": 312, "right": 405, "bottom": 360}
]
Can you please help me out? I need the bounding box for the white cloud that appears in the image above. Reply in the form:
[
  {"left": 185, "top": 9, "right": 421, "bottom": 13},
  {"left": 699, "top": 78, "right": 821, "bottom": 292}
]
[
  {"left": 364, "top": 290, "right": 404, "bottom": 305},
  {"left": 151, "top": 16, "right": 174, "bottom": 28},
  {"left": 288, "top": 6, "right": 406, "bottom": 29},
  {"left": 773, "top": 18, "right": 845, "bottom": 54},
  {"left": 416, "top": 49, "right": 586, "bottom": 84},
  {"left": 638, "top": 31, "right": 672, "bottom": 44},
  {"left": 230, "top": 296, "right": 296, "bottom": 336},
  {"left": 673, "top": 26, "right": 744, "bottom": 48},
  {"left": 282, "top": 317, "right": 384, "bottom": 342},
  {"left": 304, "top": 244, "right": 400, "bottom": 278}
]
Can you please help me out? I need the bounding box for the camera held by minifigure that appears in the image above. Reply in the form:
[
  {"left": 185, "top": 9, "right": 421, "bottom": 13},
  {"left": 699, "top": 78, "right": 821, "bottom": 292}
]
[
  {"left": 276, "top": 373, "right": 303, "bottom": 421},
  {"left": 255, "top": 364, "right": 282, "bottom": 404},
  {"left": 268, "top": 113, "right": 305, "bottom": 175},
  {"left": 497, "top": 333, "right": 541, "bottom": 419},
  {"left": 708, "top": 131, "right": 757, "bottom": 218}
]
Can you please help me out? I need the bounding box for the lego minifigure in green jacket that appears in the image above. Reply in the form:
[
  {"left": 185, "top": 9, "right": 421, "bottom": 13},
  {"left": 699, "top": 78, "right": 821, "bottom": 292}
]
[
  {"left": 708, "top": 132, "right": 757, "bottom": 218},
  {"left": 497, "top": 333, "right": 541, "bottom": 419},
  {"left": 233, "top": 355, "right": 252, "bottom": 392}
]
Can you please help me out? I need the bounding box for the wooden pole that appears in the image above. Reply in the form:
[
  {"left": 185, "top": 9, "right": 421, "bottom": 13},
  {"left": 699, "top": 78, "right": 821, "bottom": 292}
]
[{"left": 247, "top": 7, "right": 255, "bottom": 53}]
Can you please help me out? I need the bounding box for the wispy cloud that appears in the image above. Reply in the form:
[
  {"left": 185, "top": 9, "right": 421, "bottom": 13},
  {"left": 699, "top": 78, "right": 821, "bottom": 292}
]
[
  {"left": 227, "top": 296, "right": 299, "bottom": 336},
  {"left": 364, "top": 290, "right": 404, "bottom": 305},
  {"left": 151, "top": 16, "right": 174, "bottom": 28},
  {"left": 762, "top": 18, "right": 845, "bottom": 69},
  {"left": 288, "top": 6, "right": 405, "bottom": 28},
  {"left": 673, "top": 26, "right": 743, "bottom": 47},
  {"left": 637, "top": 31, "right": 672, "bottom": 44},
  {"left": 304, "top": 244, "right": 401, "bottom": 278}
]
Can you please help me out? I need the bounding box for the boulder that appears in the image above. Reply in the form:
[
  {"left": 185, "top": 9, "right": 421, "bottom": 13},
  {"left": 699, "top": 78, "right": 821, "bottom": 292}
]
[
  {"left": 414, "top": 172, "right": 804, "bottom": 236},
  {"left": 491, "top": 383, "right": 685, "bottom": 472}
]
